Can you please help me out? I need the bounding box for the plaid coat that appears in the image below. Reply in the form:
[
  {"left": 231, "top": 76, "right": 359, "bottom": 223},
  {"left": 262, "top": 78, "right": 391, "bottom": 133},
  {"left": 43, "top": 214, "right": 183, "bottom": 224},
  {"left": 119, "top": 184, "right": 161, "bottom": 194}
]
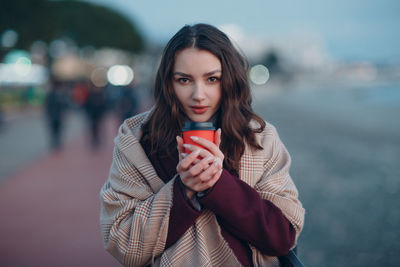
[{"left": 100, "top": 111, "right": 305, "bottom": 266}]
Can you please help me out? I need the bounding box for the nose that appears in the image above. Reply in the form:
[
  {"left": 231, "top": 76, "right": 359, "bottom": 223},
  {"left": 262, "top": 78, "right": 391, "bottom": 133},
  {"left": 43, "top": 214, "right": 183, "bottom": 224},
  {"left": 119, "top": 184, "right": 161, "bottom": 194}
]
[{"left": 192, "top": 82, "right": 206, "bottom": 102}]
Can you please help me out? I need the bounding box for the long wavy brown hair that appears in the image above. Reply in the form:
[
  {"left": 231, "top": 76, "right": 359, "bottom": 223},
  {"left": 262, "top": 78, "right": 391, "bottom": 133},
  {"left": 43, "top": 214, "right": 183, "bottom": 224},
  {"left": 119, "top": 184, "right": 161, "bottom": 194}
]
[{"left": 140, "top": 23, "right": 266, "bottom": 173}]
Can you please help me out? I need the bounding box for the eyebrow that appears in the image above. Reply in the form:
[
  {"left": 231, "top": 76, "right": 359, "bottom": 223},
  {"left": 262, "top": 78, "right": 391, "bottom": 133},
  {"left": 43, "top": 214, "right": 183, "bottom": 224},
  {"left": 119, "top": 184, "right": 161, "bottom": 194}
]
[{"left": 173, "top": 69, "right": 222, "bottom": 78}]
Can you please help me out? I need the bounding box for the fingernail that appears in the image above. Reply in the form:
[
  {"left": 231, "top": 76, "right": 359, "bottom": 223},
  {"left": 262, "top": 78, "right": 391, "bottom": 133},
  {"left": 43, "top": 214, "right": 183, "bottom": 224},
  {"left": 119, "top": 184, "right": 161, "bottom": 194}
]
[
  {"left": 183, "top": 144, "right": 191, "bottom": 149},
  {"left": 190, "top": 136, "right": 199, "bottom": 141},
  {"left": 181, "top": 153, "right": 187, "bottom": 158},
  {"left": 194, "top": 149, "right": 201, "bottom": 155}
]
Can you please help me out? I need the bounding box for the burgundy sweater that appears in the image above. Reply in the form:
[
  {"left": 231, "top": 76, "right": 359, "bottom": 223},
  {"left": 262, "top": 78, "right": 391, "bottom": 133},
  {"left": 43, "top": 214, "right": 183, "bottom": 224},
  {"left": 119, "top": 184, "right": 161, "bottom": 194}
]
[{"left": 141, "top": 140, "right": 295, "bottom": 266}]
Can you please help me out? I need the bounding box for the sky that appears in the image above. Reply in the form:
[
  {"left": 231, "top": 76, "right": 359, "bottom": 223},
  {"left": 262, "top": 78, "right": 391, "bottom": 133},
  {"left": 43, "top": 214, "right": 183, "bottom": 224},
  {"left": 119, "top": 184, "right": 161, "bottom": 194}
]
[{"left": 84, "top": 0, "right": 400, "bottom": 63}]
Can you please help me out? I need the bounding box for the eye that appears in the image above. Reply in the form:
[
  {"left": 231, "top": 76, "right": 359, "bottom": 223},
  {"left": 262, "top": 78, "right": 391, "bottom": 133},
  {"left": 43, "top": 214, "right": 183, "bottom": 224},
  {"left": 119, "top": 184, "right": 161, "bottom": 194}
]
[
  {"left": 178, "top": 77, "right": 190, "bottom": 84},
  {"left": 208, "top": 76, "right": 220, "bottom": 83}
]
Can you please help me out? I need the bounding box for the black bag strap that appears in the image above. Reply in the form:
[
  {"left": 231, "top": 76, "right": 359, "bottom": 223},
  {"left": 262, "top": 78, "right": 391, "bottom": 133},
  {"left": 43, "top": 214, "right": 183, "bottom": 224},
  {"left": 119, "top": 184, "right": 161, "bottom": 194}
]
[{"left": 278, "top": 247, "right": 305, "bottom": 267}]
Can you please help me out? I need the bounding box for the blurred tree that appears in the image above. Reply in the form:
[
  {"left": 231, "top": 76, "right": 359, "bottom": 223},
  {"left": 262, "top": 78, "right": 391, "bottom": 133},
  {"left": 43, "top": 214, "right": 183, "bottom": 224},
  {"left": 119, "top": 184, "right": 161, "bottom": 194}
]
[
  {"left": 262, "top": 50, "right": 280, "bottom": 74},
  {"left": 260, "top": 50, "right": 294, "bottom": 83},
  {"left": 0, "top": 0, "right": 144, "bottom": 59}
]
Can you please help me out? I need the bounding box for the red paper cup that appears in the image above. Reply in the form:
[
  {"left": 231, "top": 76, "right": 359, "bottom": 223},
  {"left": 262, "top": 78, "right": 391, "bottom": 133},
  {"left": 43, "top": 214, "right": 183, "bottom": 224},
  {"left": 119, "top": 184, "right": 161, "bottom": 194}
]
[{"left": 182, "top": 122, "right": 215, "bottom": 155}]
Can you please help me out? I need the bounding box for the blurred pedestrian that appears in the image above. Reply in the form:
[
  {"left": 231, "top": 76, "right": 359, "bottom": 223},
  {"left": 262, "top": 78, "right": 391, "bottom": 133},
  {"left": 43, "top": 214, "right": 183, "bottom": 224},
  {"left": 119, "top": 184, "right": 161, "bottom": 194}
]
[
  {"left": 100, "top": 24, "right": 305, "bottom": 266},
  {"left": 116, "top": 85, "right": 139, "bottom": 124},
  {"left": 0, "top": 107, "right": 4, "bottom": 132},
  {"left": 85, "top": 85, "right": 107, "bottom": 148},
  {"left": 0, "top": 93, "right": 4, "bottom": 131},
  {"left": 71, "top": 80, "right": 90, "bottom": 109},
  {"left": 44, "top": 79, "right": 67, "bottom": 150}
]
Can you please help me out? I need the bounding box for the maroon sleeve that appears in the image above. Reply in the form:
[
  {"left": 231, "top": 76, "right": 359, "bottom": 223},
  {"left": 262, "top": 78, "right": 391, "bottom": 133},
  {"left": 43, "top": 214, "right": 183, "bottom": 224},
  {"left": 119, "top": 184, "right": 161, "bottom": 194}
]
[
  {"left": 198, "top": 169, "right": 296, "bottom": 256},
  {"left": 165, "top": 178, "right": 202, "bottom": 248}
]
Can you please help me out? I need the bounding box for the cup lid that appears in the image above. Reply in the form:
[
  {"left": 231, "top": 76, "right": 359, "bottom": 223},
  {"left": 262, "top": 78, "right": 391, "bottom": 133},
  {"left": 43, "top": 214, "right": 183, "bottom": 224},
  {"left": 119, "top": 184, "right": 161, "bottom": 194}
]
[{"left": 182, "top": 122, "right": 215, "bottom": 131}]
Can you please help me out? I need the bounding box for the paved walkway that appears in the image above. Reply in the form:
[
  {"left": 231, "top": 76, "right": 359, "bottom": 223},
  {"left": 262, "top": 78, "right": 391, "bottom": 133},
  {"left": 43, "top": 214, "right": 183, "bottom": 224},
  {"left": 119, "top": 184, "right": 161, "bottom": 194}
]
[
  {"left": 0, "top": 115, "right": 121, "bottom": 266},
  {"left": 252, "top": 83, "right": 400, "bottom": 267},
  {"left": 0, "top": 108, "right": 87, "bottom": 181}
]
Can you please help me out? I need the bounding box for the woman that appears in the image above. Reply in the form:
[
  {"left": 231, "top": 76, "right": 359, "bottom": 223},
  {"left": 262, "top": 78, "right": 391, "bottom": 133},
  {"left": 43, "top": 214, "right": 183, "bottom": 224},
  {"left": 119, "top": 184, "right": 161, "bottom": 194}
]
[{"left": 100, "top": 23, "right": 305, "bottom": 267}]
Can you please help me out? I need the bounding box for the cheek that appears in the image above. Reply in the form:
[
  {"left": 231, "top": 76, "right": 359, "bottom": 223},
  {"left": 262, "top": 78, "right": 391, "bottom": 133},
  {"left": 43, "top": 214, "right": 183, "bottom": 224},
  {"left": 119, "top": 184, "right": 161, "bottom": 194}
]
[
  {"left": 173, "top": 86, "right": 190, "bottom": 105},
  {"left": 212, "top": 86, "right": 222, "bottom": 106}
]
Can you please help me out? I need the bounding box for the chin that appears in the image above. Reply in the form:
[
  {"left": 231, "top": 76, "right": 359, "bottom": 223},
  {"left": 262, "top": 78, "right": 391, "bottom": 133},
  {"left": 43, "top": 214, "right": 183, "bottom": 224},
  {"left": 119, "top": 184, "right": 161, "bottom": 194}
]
[{"left": 189, "top": 114, "right": 211, "bottom": 122}]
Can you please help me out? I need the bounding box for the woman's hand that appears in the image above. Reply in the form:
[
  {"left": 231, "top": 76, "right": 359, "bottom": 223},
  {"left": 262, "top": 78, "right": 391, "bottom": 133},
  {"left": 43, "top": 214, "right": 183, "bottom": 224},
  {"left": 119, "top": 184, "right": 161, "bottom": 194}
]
[{"left": 176, "top": 129, "right": 223, "bottom": 199}]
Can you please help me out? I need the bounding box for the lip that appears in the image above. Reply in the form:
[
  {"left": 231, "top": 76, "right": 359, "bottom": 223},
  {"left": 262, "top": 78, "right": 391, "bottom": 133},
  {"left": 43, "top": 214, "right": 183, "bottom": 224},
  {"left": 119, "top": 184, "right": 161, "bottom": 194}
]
[{"left": 190, "top": 106, "right": 208, "bottom": 114}]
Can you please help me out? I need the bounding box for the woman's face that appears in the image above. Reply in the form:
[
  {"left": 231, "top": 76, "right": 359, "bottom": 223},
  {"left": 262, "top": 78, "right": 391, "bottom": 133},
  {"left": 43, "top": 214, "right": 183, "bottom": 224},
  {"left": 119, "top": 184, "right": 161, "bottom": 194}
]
[{"left": 172, "top": 48, "right": 222, "bottom": 122}]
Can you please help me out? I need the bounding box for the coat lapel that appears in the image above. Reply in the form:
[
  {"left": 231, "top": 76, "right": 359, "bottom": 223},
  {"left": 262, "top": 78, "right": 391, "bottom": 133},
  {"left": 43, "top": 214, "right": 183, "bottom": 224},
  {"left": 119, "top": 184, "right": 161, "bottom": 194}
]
[
  {"left": 239, "top": 144, "right": 257, "bottom": 187},
  {"left": 115, "top": 112, "right": 165, "bottom": 193},
  {"left": 239, "top": 131, "right": 266, "bottom": 187}
]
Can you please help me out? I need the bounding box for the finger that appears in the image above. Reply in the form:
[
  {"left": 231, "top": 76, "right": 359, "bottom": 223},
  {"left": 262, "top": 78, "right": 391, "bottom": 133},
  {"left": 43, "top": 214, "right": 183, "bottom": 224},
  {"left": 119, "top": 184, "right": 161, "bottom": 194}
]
[
  {"left": 204, "top": 168, "right": 223, "bottom": 187},
  {"left": 178, "top": 149, "right": 201, "bottom": 170},
  {"left": 189, "top": 136, "right": 223, "bottom": 158},
  {"left": 202, "top": 151, "right": 223, "bottom": 170},
  {"left": 197, "top": 162, "right": 221, "bottom": 182},
  {"left": 182, "top": 144, "right": 213, "bottom": 159},
  {"left": 181, "top": 155, "right": 202, "bottom": 166},
  {"left": 194, "top": 167, "right": 222, "bottom": 191},
  {"left": 214, "top": 157, "right": 223, "bottom": 169},
  {"left": 176, "top": 136, "right": 184, "bottom": 159},
  {"left": 215, "top": 128, "right": 221, "bottom": 147},
  {"left": 187, "top": 155, "right": 215, "bottom": 177},
  {"left": 192, "top": 158, "right": 201, "bottom": 165},
  {"left": 180, "top": 171, "right": 207, "bottom": 192}
]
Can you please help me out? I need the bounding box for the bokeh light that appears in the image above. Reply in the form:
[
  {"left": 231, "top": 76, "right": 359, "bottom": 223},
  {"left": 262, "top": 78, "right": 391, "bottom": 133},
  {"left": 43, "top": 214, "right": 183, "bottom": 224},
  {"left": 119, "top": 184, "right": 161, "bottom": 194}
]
[
  {"left": 91, "top": 67, "right": 108, "bottom": 87},
  {"left": 4, "top": 50, "right": 30, "bottom": 64},
  {"left": 107, "top": 65, "right": 134, "bottom": 86},
  {"left": 249, "top": 64, "right": 270, "bottom": 85},
  {"left": 1, "top": 29, "right": 18, "bottom": 48},
  {"left": 14, "top": 57, "right": 32, "bottom": 76},
  {"left": 49, "top": 39, "right": 69, "bottom": 58}
]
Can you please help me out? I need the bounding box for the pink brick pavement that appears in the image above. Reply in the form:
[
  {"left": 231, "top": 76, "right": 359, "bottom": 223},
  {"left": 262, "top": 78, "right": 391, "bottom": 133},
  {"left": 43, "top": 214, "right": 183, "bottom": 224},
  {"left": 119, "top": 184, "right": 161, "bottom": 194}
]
[{"left": 0, "top": 116, "right": 122, "bottom": 266}]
